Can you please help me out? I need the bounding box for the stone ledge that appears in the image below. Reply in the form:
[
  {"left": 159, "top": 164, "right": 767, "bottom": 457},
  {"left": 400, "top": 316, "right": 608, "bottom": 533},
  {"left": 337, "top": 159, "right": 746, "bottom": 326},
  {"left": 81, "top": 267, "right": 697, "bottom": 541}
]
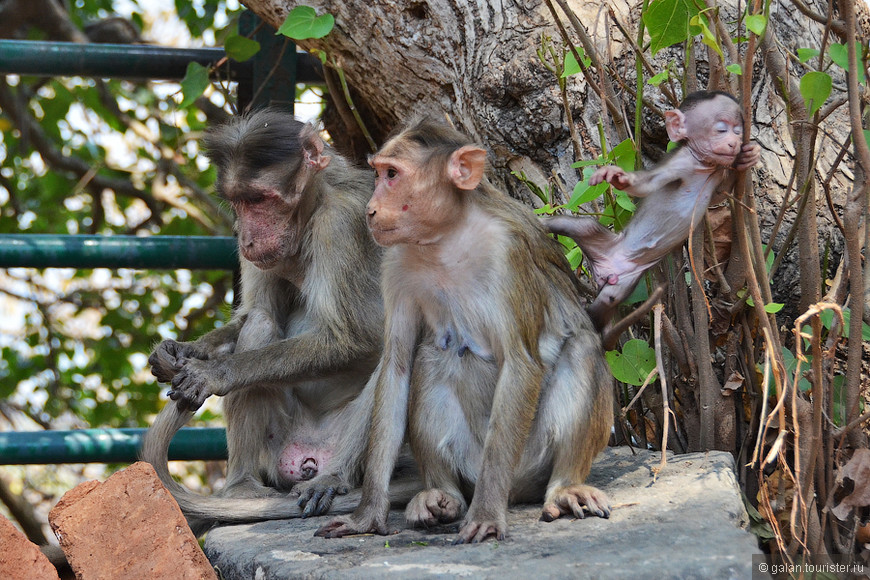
[{"left": 204, "top": 447, "right": 761, "bottom": 579}]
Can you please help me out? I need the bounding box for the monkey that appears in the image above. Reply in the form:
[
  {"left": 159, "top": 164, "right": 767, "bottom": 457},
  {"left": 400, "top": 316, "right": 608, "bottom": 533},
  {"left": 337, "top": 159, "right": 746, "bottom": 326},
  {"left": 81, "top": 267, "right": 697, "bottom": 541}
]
[
  {"left": 141, "top": 109, "right": 420, "bottom": 535},
  {"left": 545, "top": 91, "right": 761, "bottom": 332},
  {"left": 314, "top": 119, "right": 614, "bottom": 544}
]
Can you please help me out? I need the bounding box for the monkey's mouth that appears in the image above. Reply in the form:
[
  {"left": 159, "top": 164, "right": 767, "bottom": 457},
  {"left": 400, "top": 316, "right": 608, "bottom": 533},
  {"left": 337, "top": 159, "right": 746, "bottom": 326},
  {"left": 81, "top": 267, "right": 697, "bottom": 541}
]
[
  {"left": 368, "top": 226, "right": 400, "bottom": 245},
  {"left": 242, "top": 250, "right": 281, "bottom": 270}
]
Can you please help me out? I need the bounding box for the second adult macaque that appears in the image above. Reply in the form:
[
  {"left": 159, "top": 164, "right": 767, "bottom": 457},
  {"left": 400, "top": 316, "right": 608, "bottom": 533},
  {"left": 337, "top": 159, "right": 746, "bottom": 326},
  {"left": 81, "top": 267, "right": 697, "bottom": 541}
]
[
  {"left": 546, "top": 91, "right": 761, "bottom": 331},
  {"left": 142, "top": 110, "right": 405, "bottom": 534},
  {"left": 315, "top": 120, "right": 613, "bottom": 544}
]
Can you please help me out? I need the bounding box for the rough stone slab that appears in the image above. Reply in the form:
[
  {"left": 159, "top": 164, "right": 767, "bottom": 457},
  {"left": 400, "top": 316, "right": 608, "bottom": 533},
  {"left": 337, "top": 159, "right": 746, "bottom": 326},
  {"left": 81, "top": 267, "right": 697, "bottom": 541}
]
[
  {"left": 49, "top": 461, "right": 216, "bottom": 580},
  {"left": 0, "top": 513, "right": 60, "bottom": 580},
  {"left": 204, "top": 447, "right": 761, "bottom": 579}
]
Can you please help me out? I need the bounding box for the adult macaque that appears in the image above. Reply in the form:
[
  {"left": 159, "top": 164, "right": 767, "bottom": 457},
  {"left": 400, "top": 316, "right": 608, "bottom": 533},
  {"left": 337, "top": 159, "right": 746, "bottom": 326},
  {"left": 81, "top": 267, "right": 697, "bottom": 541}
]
[
  {"left": 546, "top": 91, "right": 761, "bottom": 331},
  {"left": 315, "top": 120, "right": 613, "bottom": 544},
  {"left": 142, "top": 110, "right": 403, "bottom": 534}
]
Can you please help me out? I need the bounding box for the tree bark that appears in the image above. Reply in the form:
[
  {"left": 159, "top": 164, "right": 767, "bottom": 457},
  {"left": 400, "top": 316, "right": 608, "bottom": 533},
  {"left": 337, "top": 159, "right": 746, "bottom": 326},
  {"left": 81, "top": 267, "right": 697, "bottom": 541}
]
[{"left": 244, "top": 0, "right": 623, "bottom": 204}]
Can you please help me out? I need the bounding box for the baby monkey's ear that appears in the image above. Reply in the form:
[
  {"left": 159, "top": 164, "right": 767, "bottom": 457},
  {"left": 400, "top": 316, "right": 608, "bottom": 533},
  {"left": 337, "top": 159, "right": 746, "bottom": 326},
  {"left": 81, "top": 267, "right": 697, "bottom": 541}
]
[{"left": 664, "top": 109, "right": 687, "bottom": 143}]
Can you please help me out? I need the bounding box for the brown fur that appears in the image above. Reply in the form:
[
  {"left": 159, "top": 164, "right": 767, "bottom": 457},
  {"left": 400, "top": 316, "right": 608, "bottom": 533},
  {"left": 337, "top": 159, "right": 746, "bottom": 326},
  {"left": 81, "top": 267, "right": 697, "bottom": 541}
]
[
  {"left": 546, "top": 91, "right": 760, "bottom": 333},
  {"left": 141, "top": 110, "right": 416, "bottom": 534},
  {"left": 315, "top": 120, "right": 613, "bottom": 543}
]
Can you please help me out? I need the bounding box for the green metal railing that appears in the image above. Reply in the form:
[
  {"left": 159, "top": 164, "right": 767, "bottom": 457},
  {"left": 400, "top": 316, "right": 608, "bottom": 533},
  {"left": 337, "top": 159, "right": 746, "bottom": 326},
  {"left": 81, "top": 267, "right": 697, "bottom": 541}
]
[
  {"left": 0, "top": 428, "right": 227, "bottom": 464},
  {"left": 0, "top": 234, "right": 237, "bottom": 270},
  {"left": 0, "top": 13, "right": 311, "bottom": 466},
  {"left": 0, "top": 39, "right": 322, "bottom": 83}
]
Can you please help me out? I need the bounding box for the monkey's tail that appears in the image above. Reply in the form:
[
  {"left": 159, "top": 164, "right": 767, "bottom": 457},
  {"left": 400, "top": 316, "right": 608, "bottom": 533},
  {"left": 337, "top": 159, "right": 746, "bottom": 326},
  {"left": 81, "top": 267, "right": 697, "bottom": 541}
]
[{"left": 140, "top": 403, "right": 422, "bottom": 536}]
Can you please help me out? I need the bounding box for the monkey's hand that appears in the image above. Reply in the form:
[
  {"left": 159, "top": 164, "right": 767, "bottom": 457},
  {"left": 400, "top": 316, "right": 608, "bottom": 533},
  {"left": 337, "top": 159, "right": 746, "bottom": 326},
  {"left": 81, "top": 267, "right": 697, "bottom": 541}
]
[
  {"left": 542, "top": 484, "right": 611, "bottom": 521},
  {"left": 733, "top": 141, "right": 761, "bottom": 171},
  {"left": 149, "top": 340, "right": 205, "bottom": 383},
  {"left": 453, "top": 506, "right": 506, "bottom": 544},
  {"left": 588, "top": 166, "right": 634, "bottom": 190},
  {"left": 295, "top": 475, "right": 350, "bottom": 517},
  {"left": 167, "top": 358, "right": 229, "bottom": 412},
  {"left": 314, "top": 509, "right": 388, "bottom": 538}
]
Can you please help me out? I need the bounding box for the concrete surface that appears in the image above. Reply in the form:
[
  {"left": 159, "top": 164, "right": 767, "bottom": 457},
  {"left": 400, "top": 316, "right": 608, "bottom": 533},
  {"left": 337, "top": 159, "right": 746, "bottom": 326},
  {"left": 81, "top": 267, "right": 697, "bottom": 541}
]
[{"left": 203, "top": 447, "right": 762, "bottom": 579}]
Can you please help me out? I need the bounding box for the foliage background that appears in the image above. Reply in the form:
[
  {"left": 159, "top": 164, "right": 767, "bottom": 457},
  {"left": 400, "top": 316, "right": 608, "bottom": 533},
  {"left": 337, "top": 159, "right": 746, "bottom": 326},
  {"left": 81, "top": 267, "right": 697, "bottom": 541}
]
[{"left": 0, "top": 0, "right": 247, "bottom": 544}]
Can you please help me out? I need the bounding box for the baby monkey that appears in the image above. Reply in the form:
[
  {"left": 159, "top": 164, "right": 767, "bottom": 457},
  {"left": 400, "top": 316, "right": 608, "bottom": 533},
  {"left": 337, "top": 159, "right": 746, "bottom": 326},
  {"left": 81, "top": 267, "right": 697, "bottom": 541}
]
[{"left": 546, "top": 91, "right": 761, "bottom": 331}]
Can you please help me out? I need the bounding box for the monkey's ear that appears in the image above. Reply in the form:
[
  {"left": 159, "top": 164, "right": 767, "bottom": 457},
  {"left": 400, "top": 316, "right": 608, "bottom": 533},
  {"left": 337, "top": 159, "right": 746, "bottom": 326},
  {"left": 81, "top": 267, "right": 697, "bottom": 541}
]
[
  {"left": 664, "top": 110, "right": 687, "bottom": 142},
  {"left": 448, "top": 146, "right": 486, "bottom": 190},
  {"left": 300, "top": 124, "right": 332, "bottom": 171}
]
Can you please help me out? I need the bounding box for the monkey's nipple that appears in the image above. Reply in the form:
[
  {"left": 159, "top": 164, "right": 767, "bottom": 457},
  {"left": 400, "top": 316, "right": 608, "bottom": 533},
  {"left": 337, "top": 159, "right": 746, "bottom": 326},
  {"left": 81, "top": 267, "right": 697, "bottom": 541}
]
[{"left": 300, "top": 457, "right": 318, "bottom": 481}]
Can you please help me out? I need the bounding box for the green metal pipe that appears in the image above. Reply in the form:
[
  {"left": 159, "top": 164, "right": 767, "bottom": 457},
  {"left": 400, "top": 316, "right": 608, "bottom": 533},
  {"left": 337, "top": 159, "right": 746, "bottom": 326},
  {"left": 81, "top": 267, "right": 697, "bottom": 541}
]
[
  {"left": 0, "top": 234, "right": 238, "bottom": 270},
  {"left": 0, "top": 40, "right": 241, "bottom": 81},
  {"left": 0, "top": 39, "right": 323, "bottom": 84},
  {"left": 0, "top": 427, "right": 227, "bottom": 465}
]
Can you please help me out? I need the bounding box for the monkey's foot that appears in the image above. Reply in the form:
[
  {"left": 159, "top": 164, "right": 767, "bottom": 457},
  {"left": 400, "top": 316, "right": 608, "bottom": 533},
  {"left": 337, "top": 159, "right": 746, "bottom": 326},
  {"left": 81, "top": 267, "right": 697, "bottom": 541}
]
[
  {"left": 404, "top": 488, "right": 464, "bottom": 527},
  {"left": 542, "top": 484, "right": 611, "bottom": 521},
  {"left": 295, "top": 475, "right": 349, "bottom": 518},
  {"left": 314, "top": 514, "right": 386, "bottom": 538},
  {"left": 453, "top": 512, "right": 506, "bottom": 544}
]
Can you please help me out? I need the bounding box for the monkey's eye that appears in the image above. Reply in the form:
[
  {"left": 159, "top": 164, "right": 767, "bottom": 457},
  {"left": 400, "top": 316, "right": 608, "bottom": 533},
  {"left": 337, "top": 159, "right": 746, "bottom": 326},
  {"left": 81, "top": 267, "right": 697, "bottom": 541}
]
[
  {"left": 713, "top": 121, "right": 729, "bottom": 133},
  {"left": 386, "top": 167, "right": 398, "bottom": 180}
]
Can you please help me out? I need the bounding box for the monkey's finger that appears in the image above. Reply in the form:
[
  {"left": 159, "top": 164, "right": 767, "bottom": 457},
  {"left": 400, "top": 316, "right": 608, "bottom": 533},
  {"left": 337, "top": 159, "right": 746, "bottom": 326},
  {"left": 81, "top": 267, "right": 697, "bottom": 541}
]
[
  {"left": 566, "top": 496, "right": 586, "bottom": 520},
  {"left": 296, "top": 488, "right": 315, "bottom": 508},
  {"left": 301, "top": 487, "right": 335, "bottom": 517}
]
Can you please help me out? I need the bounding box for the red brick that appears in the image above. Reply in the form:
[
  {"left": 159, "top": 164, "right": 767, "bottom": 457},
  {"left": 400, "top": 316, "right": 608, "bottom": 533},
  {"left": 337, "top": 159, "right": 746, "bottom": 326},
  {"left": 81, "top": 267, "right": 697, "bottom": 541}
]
[
  {"left": 0, "top": 513, "right": 60, "bottom": 580},
  {"left": 49, "top": 461, "right": 216, "bottom": 580}
]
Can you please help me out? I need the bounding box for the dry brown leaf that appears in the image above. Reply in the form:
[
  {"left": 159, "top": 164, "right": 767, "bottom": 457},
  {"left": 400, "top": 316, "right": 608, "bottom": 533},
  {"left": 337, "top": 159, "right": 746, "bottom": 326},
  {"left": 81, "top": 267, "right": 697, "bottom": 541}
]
[{"left": 832, "top": 449, "right": 870, "bottom": 520}]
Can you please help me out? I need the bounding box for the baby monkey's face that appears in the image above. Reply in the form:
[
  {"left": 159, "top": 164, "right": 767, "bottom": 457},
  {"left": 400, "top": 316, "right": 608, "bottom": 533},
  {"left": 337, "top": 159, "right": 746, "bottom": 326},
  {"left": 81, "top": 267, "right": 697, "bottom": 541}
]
[{"left": 684, "top": 95, "right": 745, "bottom": 167}]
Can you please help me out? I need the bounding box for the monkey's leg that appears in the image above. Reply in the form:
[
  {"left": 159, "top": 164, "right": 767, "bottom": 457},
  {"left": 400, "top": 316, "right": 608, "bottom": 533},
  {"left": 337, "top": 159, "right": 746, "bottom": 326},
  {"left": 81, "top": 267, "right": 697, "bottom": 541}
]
[
  {"left": 404, "top": 349, "right": 478, "bottom": 527},
  {"left": 220, "top": 309, "right": 293, "bottom": 498},
  {"left": 532, "top": 333, "right": 613, "bottom": 521}
]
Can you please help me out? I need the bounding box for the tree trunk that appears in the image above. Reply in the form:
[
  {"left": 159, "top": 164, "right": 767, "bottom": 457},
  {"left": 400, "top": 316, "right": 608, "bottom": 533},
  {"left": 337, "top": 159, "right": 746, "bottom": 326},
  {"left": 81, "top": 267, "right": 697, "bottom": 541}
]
[{"left": 244, "top": 0, "right": 624, "bottom": 205}]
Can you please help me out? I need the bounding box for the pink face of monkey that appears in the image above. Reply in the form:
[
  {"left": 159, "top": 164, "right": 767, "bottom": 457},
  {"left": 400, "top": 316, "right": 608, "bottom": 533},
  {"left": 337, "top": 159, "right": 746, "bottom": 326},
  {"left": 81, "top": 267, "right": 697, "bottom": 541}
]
[{"left": 668, "top": 94, "right": 745, "bottom": 167}]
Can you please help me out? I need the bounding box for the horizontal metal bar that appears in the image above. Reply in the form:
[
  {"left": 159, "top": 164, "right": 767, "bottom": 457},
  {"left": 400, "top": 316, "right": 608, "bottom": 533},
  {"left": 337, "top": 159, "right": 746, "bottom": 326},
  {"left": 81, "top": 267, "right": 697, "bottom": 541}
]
[
  {"left": 0, "top": 40, "right": 324, "bottom": 84},
  {"left": 0, "top": 427, "right": 227, "bottom": 465},
  {"left": 0, "top": 40, "right": 240, "bottom": 81},
  {"left": 0, "top": 234, "right": 238, "bottom": 270}
]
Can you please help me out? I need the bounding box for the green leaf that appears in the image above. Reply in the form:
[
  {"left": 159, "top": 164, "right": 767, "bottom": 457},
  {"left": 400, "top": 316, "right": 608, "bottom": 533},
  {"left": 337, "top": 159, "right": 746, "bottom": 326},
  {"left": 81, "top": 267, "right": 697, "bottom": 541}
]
[
  {"left": 609, "top": 138, "right": 637, "bottom": 171},
  {"left": 799, "top": 71, "right": 832, "bottom": 117},
  {"left": 567, "top": 179, "right": 607, "bottom": 210},
  {"left": 829, "top": 43, "right": 866, "bottom": 83},
  {"left": 562, "top": 47, "right": 591, "bottom": 77},
  {"left": 224, "top": 35, "right": 260, "bottom": 62},
  {"left": 797, "top": 48, "right": 820, "bottom": 63},
  {"left": 565, "top": 246, "right": 583, "bottom": 270},
  {"left": 614, "top": 190, "right": 637, "bottom": 212},
  {"left": 643, "top": 0, "right": 703, "bottom": 56},
  {"left": 780, "top": 347, "right": 811, "bottom": 394},
  {"left": 179, "top": 62, "right": 210, "bottom": 108},
  {"left": 690, "top": 14, "right": 724, "bottom": 61},
  {"left": 277, "top": 6, "right": 335, "bottom": 40},
  {"left": 648, "top": 69, "right": 670, "bottom": 85},
  {"left": 726, "top": 63, "right": 742, "bottom": 75},
  {"left": 744, "top": 14, "right": 767, "bottom": 37},
  {"left": 763, "top": 302, "right": 784, "bottom": 314},
  {"left": 606, "top": 339, "right": 657, "bottom": 386}
]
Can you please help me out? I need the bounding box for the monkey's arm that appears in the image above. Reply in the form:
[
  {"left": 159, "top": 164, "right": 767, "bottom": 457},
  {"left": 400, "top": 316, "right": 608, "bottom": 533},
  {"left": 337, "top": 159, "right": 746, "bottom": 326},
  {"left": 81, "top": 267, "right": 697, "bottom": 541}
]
[
  {"left": 589, "top": 151, "right": 697, "bottom": 199},
  {"left": 315, "top": 301, "right": 419, "bottom": 537}
]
